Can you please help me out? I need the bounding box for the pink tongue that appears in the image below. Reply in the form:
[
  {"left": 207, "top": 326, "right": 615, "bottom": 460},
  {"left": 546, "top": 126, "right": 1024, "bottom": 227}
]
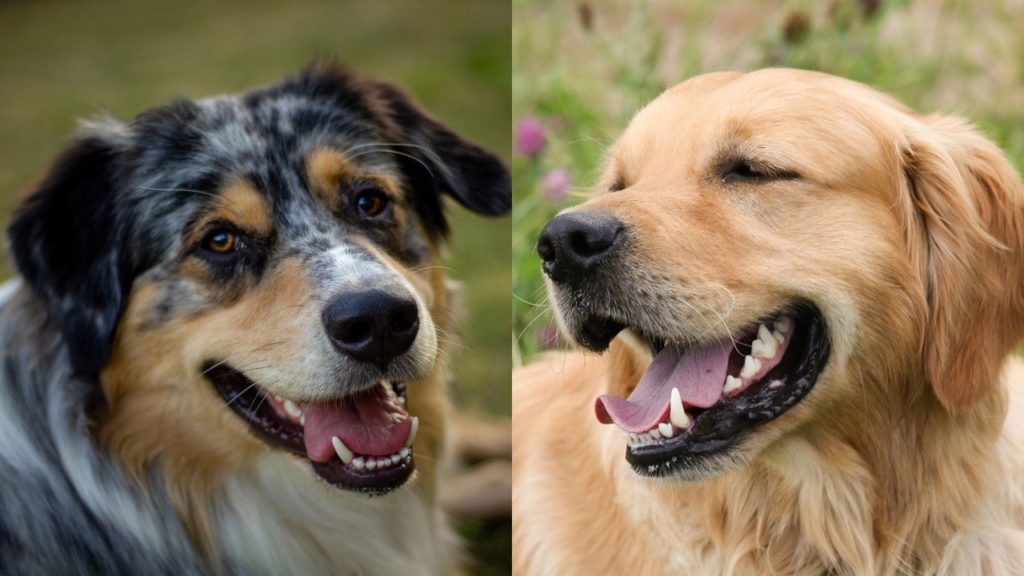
[
  {"left": 302, "top": 385, "right": 412, "bottom": 461},
  {"left": 595, "top": 339, "right": 732, "bottom": 433}
]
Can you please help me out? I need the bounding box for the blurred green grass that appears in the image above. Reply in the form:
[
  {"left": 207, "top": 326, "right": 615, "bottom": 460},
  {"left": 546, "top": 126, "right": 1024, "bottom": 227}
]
[
  {"left": 513, "top": 0, "right": 1024, "bottom": 363},
  {"left": 0, "top": 0, "right": 510, "bottom": 572}
]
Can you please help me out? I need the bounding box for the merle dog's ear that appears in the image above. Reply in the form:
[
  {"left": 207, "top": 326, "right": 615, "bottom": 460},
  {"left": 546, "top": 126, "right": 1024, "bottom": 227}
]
[
  {"left": 371, "top": 80, "right": 511, "bottom": 228},
  {"left": 7, "top": 124, "right": 131, "bottom": 376}
]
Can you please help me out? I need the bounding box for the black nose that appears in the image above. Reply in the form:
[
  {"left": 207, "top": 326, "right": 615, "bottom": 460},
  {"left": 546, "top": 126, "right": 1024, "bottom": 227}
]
[
  {"left": 537, "top": 211, "right": 624, "bottom": 282},
  {"left": 322, "top": 290, "right": 420, "bottom": 370}
]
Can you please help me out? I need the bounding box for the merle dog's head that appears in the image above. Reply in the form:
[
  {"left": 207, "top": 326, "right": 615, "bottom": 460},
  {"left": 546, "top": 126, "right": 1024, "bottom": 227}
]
[{"left": 7, "top": 62, "right": 509, "bottom": 496}]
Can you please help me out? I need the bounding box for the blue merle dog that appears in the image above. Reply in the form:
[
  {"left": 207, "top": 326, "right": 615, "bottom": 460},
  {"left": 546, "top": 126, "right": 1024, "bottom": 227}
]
[{"left": 0, "top": 61, "right": 509, "bottom": 575}]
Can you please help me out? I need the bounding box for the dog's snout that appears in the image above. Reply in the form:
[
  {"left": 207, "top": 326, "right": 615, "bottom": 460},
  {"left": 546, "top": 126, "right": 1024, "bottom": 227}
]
[
  {"left": 322, "top": 290, "right": 420, "bottom": 370},
  {"left": 537, "top": 211, "right": 623, "bottom": 282}
]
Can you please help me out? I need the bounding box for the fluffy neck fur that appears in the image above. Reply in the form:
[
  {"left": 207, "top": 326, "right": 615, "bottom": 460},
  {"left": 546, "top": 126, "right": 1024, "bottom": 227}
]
[
  {"left": 0, "top": 282, "right": 451, "bottom": 575},
  {"left": 602, "top": 362, "right": 1024, "bottom": 575}
]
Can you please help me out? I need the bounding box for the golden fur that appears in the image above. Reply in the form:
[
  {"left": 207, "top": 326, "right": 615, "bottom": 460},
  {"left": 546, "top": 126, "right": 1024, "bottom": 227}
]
[{"left": 513, "top": 69, "right": 1024, "bottom": 575}]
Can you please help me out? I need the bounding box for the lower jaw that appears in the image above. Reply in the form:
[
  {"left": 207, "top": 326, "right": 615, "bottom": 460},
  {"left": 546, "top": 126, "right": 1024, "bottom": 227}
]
[{"left": 309, "top": 453, "right": 415, "bottom": 495}]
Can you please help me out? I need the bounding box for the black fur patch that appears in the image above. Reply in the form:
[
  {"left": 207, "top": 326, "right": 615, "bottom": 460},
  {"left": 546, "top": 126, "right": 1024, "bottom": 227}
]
[{"left": 8, "top": 135, "right": 130, "bottom": 376}]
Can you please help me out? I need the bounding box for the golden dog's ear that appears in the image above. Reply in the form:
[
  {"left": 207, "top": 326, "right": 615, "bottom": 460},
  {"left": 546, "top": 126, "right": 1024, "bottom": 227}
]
[{"left": 899, "top": 116, "right": 1024, "bottom": 412}]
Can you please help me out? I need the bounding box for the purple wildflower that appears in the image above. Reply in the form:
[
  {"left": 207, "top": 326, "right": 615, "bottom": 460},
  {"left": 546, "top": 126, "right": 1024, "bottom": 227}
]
[
  {"left": 540, "top": 168, "right": 572, "bottom": 203},
  {"left": 515, "top": 116, "right": 547, "bottom": 157}
]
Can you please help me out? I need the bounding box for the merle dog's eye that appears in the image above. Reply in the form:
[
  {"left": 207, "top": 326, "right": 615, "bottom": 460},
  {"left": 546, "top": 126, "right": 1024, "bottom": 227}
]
[
  {"left": 200, "top": 228, "right": 241, "bottom": 254},
  {"left": 353, "top": 188, "right": 390, "bottom": 219}
]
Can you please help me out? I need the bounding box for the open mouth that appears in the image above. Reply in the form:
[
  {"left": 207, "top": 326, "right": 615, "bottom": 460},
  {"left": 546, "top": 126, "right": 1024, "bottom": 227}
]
[
  {"left": 205, "top": 363, "right": 417, "bottom": 495},
  {"left": 591, "top": 303, "right": 829, "bottom": 477}
]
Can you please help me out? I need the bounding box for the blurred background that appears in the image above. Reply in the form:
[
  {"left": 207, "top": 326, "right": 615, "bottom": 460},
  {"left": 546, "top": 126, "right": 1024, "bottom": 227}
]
[
  {"left": 513, "top": 0, "right": 1024, "bottom": 364},
  {"left": 0, "top": 0, "right": 510, "bottom": 573}
]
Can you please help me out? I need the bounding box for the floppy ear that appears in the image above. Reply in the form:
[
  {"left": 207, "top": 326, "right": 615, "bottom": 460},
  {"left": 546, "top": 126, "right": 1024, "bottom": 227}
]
[
  {"left": 370, "top": 80, "right": 511, "bottom": 228},
  {"left": 899, "top": 115, "right": 1024, "bottom": 412},
  {"left": 7, "top": 125, "right": 131, "bottom": 376}
]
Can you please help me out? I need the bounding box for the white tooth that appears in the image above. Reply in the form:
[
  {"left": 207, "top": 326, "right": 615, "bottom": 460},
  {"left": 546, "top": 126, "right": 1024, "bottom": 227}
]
[
  {"left": 658, "top": 422, "right": 674, "bottom": 438},
  {"left": 740, "top": 355, "right": 761, "bottom": 379},
  {"left": 367, "top": 459, "right": 378, "bottom": 471},
  {"left": 758, "top": 324, "right": 776, "bottom": 345},
  {"left": 649, "top": 427, "right": 662, "bottom": 440},
  {"left": 391, "top": 454, "right": 401, "bottom": 465},
  {"left": 352, "top": 457, "right": 365, "bottom": 470},
  {"left": 376, "top": 458, "right": 387, "bottom": 468},
  {"left": 284, "top": 400, "right": 302, "bottom": 419},
  {"left": 405, "top": 417, "right": 419, "bottom": 448},
  {"left": 773, "top": 330, "right": 785, "bottom": 344},
  {"left": 670, "top": 388, "right": 690, "bottom": 429},
  {"left": 299, "top": 414, "right": 306, "bottom": 426},
  {"left": 399, "top": 447, "right": 410, "bottom": 458},
  {"left": 775, "top": 316, "right": 792, "bottom": 334},
  {"left": 751, "top": 336, "right": 777, "bottom": 359},
  {"left": 750, "top": 339, "right": 766, "bottom": 358},
  {"left": 331, "top": 436, "right": 354, "bottom": 465},
  {"left": 723, "top": 375, "right": 742, "bottom": 395}
]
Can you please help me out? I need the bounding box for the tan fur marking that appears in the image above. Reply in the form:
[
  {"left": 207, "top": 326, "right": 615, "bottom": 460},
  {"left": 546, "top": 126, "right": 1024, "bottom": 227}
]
[
  {"left": 186, "top": 181, "right": 274, "bottom": 247},
  {"left": 305, "top": 147, "right": 404, "bottom": 210},
  {"left": 100, "top": 258, "right": 317, "bottom": 560}
]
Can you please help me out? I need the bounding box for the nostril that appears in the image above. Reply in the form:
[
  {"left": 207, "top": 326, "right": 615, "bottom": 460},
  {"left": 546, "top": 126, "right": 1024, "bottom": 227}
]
[
  {"left": 569, "top": 230, "right": 600, "bottom": 257},
  {"left": 335, "top": 318, "right": 372, "bottom": 345},
  {"left": 389, "top": 306, "right": 419, "bottom": 336},
  {"left": 537, "top": 234, "right": 556, "bottom": 263}
]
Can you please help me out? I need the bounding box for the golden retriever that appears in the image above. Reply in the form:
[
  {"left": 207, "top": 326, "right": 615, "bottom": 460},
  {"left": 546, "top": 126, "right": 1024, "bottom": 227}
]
[{"left": 512, "top": 68, "right": 1024, "bottom": 575}]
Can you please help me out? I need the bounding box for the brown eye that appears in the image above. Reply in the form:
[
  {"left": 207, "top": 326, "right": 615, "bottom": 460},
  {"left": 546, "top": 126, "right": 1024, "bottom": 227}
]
[
  {"left": 354, "top": 188, "right": 390, "bottom": 219},
  {"left": 202, "top": 229, "right": 238, "bottom": 254}
]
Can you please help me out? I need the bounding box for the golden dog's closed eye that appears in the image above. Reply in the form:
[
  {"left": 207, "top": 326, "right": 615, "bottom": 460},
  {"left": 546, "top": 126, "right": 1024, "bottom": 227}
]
[
  {"left": 514, "top": 68, "right": 1024, "bottom": 576},
  {"left": 719, "top": 156, "right": 800, "bottom": 183}
]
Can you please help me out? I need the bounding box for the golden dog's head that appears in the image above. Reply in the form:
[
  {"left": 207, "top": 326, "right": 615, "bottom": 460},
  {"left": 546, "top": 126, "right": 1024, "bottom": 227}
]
[{"left": 538, "top": 69, "right": 1024, "bottom": 480}]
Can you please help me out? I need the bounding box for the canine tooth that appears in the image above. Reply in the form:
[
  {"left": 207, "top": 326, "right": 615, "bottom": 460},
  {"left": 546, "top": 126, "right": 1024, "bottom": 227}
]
[
  {"left": 367, "top": 459, "right": 378, "bottom": 471},
  {"left": 723, "top": 375, "right": 743, "bottom": 395},
  {"left": 405, "top": 417, "right": 419, "bottom": 448},
  {"left": 352, "top": 457, "right": 365, "bottom": 471},
  {"left": 658, "top": 422, "right": 674, "bottom": 438},
  {"left": 740, "top": 355, "right": 761, "bottom": 379},
  {"left": 649, "top": 427, "right": 662, "bottom": 440},
  {"left": 331, "top": 436, "right": 354, "bottom": 465},
  {"left": 283, "top": 400, "right": 302, "bottom": 419},
  {"left": 399, "top": 447, "right": 410, "bottom": 458},
  {"left": 775, "top": 316, "right": 792, "bottom": 333},
  {"left": 670, "top": 388, "right": 690, "bottom": 429}
]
